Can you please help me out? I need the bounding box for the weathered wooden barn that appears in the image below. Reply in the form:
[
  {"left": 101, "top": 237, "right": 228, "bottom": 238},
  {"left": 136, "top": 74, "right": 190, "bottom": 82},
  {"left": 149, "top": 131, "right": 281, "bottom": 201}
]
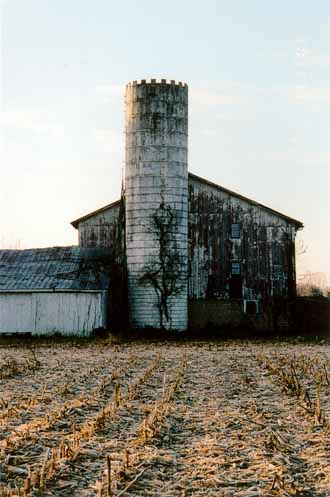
[
  {"left": 70, "top": 78, "right": 303, "bottom": 333},
  {"left": 72, "top": 172, "right": 302, "bottom": 331},
  {"left": 0, "top": 79, "right": 303, "bottom": 335},
  {"left": 0, "top": 247, "right": 111, "bottom": 335}
]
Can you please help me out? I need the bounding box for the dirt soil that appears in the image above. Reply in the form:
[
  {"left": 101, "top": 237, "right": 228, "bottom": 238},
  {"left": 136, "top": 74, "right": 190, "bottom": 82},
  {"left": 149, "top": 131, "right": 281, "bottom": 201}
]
[{"left": 0, "top": 338, "right": 329, "bottom": 497}]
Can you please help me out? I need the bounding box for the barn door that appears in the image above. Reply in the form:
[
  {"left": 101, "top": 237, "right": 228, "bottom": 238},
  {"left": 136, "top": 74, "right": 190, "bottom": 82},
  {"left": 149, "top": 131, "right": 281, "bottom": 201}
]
[{"left": 229, "top": 261, "right": 242, "bottom": 298}]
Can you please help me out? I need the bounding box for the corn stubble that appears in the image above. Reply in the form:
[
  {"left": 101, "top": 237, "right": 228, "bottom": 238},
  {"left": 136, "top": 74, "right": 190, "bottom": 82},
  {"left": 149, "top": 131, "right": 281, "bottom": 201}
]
[{"left": 0, "top": 340, "right": 329, "bottom": 496}]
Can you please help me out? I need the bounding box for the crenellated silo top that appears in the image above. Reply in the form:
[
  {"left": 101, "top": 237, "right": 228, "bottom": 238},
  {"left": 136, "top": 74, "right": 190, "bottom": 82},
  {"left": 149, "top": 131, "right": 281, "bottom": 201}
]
[
  {"left": 126, "top": 79, "right": 188, "bottom": 88},
  {"left": 125, "top": 79, "right": 188, "bottom": 113}
]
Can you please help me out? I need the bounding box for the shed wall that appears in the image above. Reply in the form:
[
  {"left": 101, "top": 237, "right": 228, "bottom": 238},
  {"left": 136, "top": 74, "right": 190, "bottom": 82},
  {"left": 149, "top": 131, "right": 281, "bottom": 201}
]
[{"left": 0, "top": 292, "right": 106, "bottom": 336}]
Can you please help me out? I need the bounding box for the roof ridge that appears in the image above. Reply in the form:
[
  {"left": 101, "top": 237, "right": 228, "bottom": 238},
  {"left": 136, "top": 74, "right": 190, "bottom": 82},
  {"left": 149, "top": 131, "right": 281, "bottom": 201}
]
[
  {"left": 189, "top": 172, "right": 303, "bottom": 228},
  {"left": 70, "top": 173, "right": 303, "bottom": 229},
  {"left": 71, "top": 199, "right": 121, "bottom": 228}
]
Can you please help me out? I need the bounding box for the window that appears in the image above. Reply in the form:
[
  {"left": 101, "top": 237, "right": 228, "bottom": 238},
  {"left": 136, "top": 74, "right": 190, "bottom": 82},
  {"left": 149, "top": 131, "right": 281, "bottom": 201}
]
[
  {"left": 244, "top": 300, "right": 259, "bottom": 315},
  {"left": 231, "top": 223, "right": 240, "bottom": 239},
  {"left": 231, "top": 261, "right": 241, "bottom": 275}
]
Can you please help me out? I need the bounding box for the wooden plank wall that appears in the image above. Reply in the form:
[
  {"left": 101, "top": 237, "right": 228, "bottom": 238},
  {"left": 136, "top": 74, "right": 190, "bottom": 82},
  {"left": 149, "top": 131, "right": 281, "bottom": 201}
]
[{"left": 0, "top": 292, "right": 106, "bottom": 336}]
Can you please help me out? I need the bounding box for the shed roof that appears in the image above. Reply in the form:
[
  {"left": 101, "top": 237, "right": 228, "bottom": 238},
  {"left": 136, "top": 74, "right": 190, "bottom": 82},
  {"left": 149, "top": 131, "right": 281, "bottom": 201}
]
[{"left": 0, "top": 246, "right": 111, "bottom": 292}]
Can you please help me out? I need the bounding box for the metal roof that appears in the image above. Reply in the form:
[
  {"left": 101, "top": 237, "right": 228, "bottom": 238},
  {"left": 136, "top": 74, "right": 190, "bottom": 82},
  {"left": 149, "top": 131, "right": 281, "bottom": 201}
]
[{"left": 0, "top": 246, "right": 112, "bottom": 292}]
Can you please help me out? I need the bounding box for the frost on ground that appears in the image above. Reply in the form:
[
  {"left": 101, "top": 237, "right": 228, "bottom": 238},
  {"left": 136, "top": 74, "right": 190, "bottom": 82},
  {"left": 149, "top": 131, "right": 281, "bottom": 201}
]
[{"left": 0, "top": 338, "right": 329, "bottom": 497}]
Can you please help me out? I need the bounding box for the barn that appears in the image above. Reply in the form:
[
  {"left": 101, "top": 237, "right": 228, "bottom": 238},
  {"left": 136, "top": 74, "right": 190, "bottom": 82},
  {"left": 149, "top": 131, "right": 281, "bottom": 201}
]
[
  {"left": 72, "top": 172, "right": 303, "bottom": 332},
  {"left": 70, "top": 79, "right": 303, "bottom": 333},
  {"left": 0, "top": 79, "right": 303, "bottom": 335}
]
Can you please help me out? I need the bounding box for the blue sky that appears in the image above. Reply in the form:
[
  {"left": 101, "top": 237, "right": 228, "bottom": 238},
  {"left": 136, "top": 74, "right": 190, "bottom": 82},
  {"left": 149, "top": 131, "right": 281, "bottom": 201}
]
[{"left": 1, "top": 0, "right": 329, "bottom": 279}]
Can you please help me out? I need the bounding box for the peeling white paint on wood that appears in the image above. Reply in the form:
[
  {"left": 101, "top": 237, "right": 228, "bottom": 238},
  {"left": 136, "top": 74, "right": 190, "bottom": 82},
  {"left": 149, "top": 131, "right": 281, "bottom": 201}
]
[
  {"left": 77, "top": 204, "right": 121, "bottom": 249},
  {"left": 0, "top": 292, "right": 106, "bottom": 336}
]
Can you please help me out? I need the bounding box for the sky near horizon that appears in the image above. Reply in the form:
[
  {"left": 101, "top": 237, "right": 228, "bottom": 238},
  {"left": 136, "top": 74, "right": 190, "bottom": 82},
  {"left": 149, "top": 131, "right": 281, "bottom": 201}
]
[{"left": 0, "top": 0, "right": 329, "bottom": 279}]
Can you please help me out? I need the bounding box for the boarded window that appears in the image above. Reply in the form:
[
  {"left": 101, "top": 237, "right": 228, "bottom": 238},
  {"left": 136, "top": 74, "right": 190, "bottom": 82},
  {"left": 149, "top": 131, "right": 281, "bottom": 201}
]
[
  {"left": 231, "top": 261, "right": 241, "bottom": 275},
  {"left": 231, "top": 223, "right": 240, "bottom": 239}
]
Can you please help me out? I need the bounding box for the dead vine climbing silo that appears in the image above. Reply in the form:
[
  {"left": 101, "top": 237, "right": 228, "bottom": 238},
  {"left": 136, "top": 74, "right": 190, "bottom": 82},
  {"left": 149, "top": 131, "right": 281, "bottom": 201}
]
[{"left": 125, "top": 79, "right": 188, "bottom": 331}]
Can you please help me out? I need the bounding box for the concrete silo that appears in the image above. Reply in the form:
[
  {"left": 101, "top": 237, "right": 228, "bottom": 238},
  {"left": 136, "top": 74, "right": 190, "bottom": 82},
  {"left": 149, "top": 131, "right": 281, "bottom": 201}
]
[{"left": 125, "top": 79, "right": 188, "bottom": 331}]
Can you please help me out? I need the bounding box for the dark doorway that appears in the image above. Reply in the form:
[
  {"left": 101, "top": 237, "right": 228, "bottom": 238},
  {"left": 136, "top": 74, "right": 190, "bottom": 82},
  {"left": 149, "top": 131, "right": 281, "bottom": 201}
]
[{"left": 229, "top": 276, "right": 242, "bottom": 298}]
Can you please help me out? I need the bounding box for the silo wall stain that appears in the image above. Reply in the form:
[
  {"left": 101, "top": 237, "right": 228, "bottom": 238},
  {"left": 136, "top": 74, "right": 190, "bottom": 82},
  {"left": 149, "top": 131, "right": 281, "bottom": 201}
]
[{"left": 125, "top": 79, "right": 188, "bottom": 330}]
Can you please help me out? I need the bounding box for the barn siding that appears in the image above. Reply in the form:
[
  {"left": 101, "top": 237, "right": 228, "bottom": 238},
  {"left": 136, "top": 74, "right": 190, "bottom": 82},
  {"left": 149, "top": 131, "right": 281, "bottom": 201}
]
[
  {"left": 0, "top": 294, "right": 35, "bottom": 333},
  {"left": 188, "top": 176, "right": 298, "bottom": 301},
  {"left": 0, "top": 292, "right": 106, "bottom": 336},
  {"left": 77, "top": 204, "right": 123, "bottom": 251}
]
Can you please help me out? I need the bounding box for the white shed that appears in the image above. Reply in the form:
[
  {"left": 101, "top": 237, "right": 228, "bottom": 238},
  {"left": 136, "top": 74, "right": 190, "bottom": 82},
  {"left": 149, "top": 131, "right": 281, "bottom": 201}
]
[{"left": 0, "top": 247, "right": 111, "bottom": 336}]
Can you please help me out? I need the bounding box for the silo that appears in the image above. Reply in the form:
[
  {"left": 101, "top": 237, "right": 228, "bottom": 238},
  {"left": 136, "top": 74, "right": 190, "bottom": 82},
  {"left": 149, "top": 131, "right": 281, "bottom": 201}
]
[{"left": 125, "top": 79, "right": 188, "bottom": 331}]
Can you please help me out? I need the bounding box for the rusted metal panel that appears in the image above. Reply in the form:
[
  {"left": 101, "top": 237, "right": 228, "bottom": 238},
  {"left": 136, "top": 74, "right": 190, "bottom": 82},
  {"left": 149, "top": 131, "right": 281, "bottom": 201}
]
[{"left": 188, "top": 175, "right": 298, "bottom": 301}]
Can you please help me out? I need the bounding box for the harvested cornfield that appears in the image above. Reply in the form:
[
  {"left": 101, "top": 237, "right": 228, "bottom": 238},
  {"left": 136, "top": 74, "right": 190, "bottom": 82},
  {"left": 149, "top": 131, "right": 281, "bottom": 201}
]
[{"left": 0, "top": 338, "right": 329, "bottom": 496}]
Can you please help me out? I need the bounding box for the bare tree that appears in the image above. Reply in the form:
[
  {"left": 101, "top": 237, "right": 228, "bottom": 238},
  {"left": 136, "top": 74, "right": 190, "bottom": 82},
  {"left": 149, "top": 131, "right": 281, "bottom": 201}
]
[{"left": 139, "top": 201, "right": 185, "bottom": 329}]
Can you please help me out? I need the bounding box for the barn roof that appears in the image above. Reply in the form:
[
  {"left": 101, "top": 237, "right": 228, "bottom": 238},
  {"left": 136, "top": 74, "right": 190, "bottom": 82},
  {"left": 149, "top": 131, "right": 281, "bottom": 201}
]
[
  {"left": 70, "top": 173, "right": 303, "bottom": 229},
  {"left": 0, "top": 246, "right": 111, "bottom": 292},
  {"left": 189, "top": 173, "right": 304, "bottom": 228},
  {"left": 71, "top": 200, "right": 121, "bottom": 229}
]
